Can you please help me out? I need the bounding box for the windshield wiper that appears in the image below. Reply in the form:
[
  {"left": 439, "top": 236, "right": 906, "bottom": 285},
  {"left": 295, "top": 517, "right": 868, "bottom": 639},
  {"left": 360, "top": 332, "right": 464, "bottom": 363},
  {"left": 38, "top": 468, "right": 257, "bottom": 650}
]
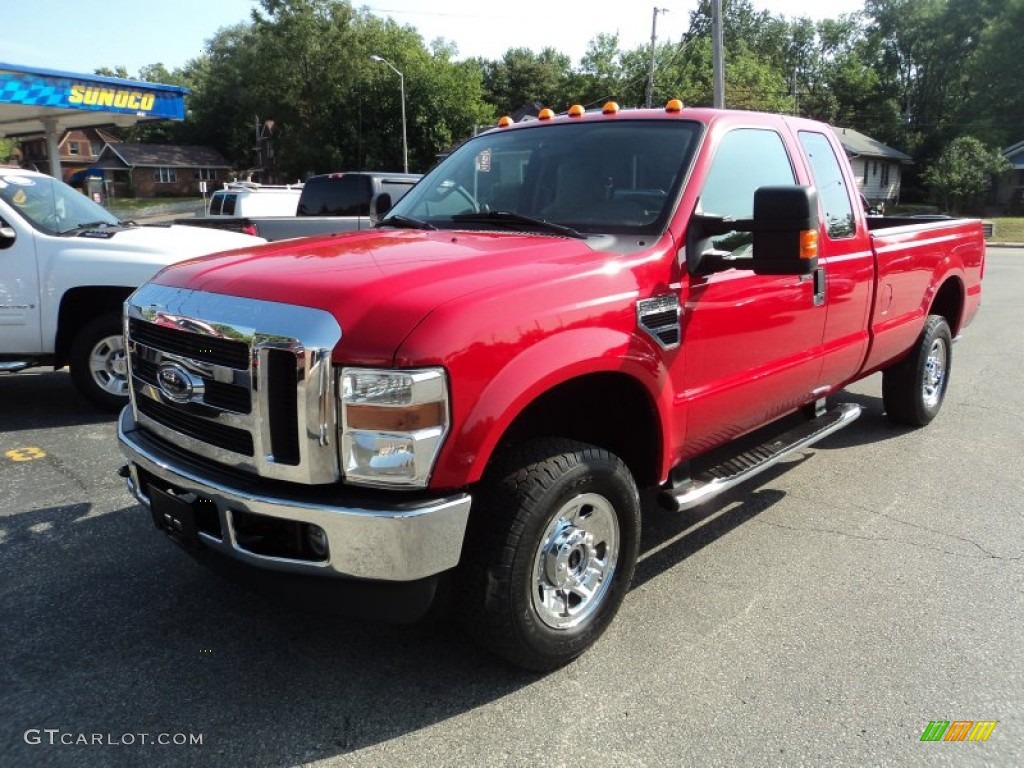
[
  {"left": 379, "top": 214, "right": 436, "bottom": 230},
  {"left": 451, "top": 211, "right": 585, "bottom": 239},
  {"left": 58, "top": 220, "right": 119, "bottom": 235},
  {"left": 71, "top": 220, "right": 120, "bottom": 231}
]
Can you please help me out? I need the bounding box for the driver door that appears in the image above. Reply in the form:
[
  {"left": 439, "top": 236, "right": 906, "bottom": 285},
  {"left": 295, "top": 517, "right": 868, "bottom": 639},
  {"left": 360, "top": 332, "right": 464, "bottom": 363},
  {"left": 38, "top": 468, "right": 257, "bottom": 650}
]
[
  {"left": 0, "top": 204, "right": 42, "bottom": 354},
  {"left": 676, "top": 128, "right": 827, "bottom": 455}
]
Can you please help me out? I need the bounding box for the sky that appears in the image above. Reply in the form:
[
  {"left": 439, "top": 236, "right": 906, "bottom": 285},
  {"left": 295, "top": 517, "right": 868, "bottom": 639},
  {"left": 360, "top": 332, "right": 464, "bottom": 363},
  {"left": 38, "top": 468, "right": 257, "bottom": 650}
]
[{"left": 1, "top": 0, "right": 868, "bottom": 78}]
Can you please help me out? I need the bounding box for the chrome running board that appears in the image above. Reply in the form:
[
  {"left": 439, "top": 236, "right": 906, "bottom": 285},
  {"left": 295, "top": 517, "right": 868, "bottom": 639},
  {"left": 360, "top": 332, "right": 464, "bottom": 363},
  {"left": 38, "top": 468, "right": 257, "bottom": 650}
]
[
  {"left": 660, "top": 403, "right": 862, "bottom": 512},
  {"left": 0, "top": 360, "right": 34, "bottom": 372}
]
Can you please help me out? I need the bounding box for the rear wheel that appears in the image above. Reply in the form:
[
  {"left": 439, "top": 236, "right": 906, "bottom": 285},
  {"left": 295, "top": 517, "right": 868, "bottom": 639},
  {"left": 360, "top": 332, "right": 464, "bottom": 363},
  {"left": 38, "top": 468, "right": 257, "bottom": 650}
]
[
  {"left": 69, "top": 313, "right": 129, "bottom": 411},
  {"left": 458, "top": 439, "right": 640, "bottom": 671},
  {"left": 882, "top": 315, "right": 952, "bottom": 426}
]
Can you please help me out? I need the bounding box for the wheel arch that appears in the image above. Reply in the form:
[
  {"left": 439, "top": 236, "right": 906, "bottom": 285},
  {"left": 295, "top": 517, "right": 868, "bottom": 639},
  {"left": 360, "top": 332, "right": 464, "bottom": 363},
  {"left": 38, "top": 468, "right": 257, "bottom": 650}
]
[
  {"left": 55, "top": 286, "right": 132, "bottom": 366},
  {"left": 498, "top": 372, "right": 662, "bottom": 487},
  {"left": 928, "top": 276, "right": 965, "bottom": 336},
  {"left": 453, "top": 367, "right": 666, "bottom": 494}
]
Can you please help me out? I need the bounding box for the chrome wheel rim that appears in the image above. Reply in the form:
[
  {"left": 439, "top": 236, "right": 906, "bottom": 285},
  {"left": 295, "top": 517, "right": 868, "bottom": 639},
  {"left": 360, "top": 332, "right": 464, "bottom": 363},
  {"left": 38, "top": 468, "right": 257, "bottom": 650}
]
[
  {"left": 922, "top": 338, "right": 947, "bottom": 409},
  {"left": 89, "top": 334, "right": 129, "bottom": 396},
  {"left": 532, "top": 492, "right": 620, "bottom": 630}
]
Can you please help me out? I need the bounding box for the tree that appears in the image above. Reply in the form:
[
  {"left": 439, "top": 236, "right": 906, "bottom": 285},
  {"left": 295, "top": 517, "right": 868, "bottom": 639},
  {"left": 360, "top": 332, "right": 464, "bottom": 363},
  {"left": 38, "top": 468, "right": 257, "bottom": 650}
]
[
  {"left": 93, "top": 66, "right": 130, "bottom": 79},
  {"left": 958, "top": 0, "right": 1024, "bottom": 148},
  {"left": 922, "top": 136, "right": 1010, "bottom": 214},
  {"left": 562, "top": 34, "right": 628, "bottom": 109},
  {"left": 673, "top": 2, "right": 795, "bottom": 112},
  {"left": 173, "top": 0, "right": 492, "bottom": 177},
  {"left": 0, "top": 138, "right": 17, "bottom": 164},
  {"left": 479, "top": 47, "right": 572, "bottom": 114}
]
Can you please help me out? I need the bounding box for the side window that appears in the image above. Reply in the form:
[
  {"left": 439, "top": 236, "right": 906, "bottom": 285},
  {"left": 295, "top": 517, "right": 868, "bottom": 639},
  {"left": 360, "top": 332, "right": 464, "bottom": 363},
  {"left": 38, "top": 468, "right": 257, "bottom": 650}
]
[
  {"left": 698, "top": 128, "right": 795, "bottom": 255},
  {"left": 799, "top": 131, "right": 856, "bottom": 239},
  {"left": 381, "top": 180, "right": 415, "bottom": 204},
  {"left": 299, "top": 177, "right": 372, "bottom": 216}
]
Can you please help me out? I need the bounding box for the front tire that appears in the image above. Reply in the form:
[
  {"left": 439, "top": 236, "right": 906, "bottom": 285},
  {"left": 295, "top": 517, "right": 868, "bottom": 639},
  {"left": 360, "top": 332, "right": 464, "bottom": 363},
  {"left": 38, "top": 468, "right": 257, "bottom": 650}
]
[
  {"left": 69, "top": 313, "right": 129, "bottom": 411},
  {"left": 459, "top": 439, "right": 640, "bottom": 671},
  {"left": 882, "top": 314, "right": 952, "bottom": 426}
]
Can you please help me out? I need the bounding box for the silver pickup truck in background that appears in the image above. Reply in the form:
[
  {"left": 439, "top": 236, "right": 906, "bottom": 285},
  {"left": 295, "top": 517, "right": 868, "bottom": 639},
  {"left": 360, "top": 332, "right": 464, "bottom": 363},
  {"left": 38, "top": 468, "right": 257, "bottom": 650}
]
[{"left": 179, "top": 171, "right": 421, "bottom": 240}]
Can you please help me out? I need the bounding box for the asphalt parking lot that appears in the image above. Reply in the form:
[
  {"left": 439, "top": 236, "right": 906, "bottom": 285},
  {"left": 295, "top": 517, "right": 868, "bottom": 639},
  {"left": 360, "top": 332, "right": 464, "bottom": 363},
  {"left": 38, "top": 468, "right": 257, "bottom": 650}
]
[{"left": 1, "top": 249, "right": 1021, "bottom": 768}]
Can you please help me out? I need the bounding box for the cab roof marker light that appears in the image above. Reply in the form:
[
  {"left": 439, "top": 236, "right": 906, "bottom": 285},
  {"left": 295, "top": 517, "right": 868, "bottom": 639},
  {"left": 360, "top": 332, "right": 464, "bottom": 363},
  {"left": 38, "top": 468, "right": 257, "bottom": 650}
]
[
  {"left": 538, "top": 108, "right": 555, "bottom": 120},
  {"left": 602, "top": 101, "right": 620, "bottom": 115},
  {"left": 497, "top": 115, "right": 513, "bottom": 127},
  {"left": 568, "top": 104, "right": 585, "bottom": 117},
  {"left": 665, "top": 98, "right": 684, "bottom": 112}
]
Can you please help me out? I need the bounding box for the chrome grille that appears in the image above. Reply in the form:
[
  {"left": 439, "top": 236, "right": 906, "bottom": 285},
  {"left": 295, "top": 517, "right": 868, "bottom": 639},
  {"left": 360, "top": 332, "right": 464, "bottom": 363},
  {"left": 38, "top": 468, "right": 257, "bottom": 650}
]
[
  {"left": 128, "top": 317, "right": 249, "bottom": 368},
  {"left": 125, "top": 284, "right": 343, "bottom": 484}
]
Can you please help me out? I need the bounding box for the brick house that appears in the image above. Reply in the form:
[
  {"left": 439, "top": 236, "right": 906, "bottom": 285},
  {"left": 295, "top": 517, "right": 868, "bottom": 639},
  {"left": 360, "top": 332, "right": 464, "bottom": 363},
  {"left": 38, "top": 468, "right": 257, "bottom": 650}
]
[
  {"left": 90, "top": 143, "right": 232, "bottom": 198},
  {"left": 18, "top": 127, "right": 119, "bottom": 185},
  {"left": 834, "top": 127, "right": 913, "bottom": 209}
]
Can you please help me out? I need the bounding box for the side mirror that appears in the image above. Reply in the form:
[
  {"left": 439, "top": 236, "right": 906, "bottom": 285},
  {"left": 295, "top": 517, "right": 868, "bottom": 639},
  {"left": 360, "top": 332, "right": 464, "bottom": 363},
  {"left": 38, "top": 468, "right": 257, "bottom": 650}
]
[
  {"left": 369, "top": 192, "right": 393, "bottom": 225},
  {"left": 0, "top": 225, "right": 16, "bottom": 250},
  {"left": 751, "top": 186, "right": 819, "bottom": 275}
]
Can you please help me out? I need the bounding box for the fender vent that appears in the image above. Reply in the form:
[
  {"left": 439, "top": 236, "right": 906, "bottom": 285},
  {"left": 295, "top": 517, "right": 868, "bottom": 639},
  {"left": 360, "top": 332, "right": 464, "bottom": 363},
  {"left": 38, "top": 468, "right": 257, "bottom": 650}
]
[{"left": 637, "top": 294, "right": 681, "bottom": 349}]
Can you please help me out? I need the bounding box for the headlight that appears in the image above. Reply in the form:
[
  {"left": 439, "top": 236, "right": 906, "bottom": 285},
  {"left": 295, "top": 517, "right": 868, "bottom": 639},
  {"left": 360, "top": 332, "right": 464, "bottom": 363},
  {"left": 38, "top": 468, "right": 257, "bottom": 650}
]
[{"left": 339, "top": 367, "right": 449, "bottom": 488}]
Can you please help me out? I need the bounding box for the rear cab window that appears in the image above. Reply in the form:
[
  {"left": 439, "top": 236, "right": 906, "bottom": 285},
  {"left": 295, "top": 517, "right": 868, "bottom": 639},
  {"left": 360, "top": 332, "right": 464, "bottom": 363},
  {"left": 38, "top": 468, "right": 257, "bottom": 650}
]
[
  {"left": 298, "top": 175, "right": 373, "bottom": 216},
  {"left": 798, "top": 131, "right": 856, "bottom": 239}
]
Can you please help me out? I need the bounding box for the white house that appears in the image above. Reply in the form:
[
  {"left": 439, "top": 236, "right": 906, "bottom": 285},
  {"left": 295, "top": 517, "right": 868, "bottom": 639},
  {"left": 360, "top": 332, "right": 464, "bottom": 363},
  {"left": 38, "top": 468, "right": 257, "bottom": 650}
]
[{"left": 833, "top": 127, "right": 913, "bottom": 209}]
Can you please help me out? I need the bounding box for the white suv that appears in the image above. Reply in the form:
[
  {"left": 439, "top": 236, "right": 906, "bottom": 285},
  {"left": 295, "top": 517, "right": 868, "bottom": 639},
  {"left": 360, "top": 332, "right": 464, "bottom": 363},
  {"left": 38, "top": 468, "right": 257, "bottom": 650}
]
[{"left": 207, "top": 183, "right": 302, "bottom": 218}]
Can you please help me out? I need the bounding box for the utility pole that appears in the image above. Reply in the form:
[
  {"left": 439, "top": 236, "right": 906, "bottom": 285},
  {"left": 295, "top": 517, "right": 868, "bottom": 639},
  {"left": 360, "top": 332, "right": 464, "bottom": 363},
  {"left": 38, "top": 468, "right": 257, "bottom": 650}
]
[
  {"left": 792, "top": 68, "right": 799, "bottom": 116},
  {"left": 712, "top": 0, "right": 725, "bottom": 108},
  {"left": 370, "top": 55, "right": 409, "bottom": 174},
  {"left": 645, "top": 7, "right": 669, "bottom": 108}
]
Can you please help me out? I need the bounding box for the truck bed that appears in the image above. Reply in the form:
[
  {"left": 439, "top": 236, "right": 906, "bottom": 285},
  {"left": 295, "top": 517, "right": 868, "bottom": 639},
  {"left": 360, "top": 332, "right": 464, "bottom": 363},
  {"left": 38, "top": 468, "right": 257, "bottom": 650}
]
[{"left": 862, "top": 216, "right": 985, "bottom": 373}]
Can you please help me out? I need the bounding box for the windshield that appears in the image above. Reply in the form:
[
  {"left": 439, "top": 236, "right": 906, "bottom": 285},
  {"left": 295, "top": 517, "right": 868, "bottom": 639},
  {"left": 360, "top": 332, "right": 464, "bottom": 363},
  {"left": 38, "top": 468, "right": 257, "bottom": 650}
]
[
  {"left": 0, "top": 173, "right": 120, "bottom": 234},
  {"left": 387, "top": 119, "right": 701, "bottom": 236}
]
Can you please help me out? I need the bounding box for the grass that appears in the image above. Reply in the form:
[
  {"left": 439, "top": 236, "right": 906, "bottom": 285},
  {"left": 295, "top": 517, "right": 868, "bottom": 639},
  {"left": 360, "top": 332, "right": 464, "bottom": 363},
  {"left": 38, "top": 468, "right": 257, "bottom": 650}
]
[
  {"left": 104, "top": 197, "right": 205, "bottom": 222},
  {"left": 988, "top": 217, "right": 1024, "bottom": 243},
  {"left": 105, "top": 197, "right": 202, "bottom": 212}
]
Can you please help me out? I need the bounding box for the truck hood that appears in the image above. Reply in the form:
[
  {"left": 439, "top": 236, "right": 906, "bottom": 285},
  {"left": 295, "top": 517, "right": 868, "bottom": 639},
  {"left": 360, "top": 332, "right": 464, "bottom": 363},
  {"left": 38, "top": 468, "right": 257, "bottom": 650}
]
[
  {"left": 150, "top": 229, "right": 609, "bottom": 364},
  {"left": 73, "top": 223, "right": 265, "bottom": 258}
]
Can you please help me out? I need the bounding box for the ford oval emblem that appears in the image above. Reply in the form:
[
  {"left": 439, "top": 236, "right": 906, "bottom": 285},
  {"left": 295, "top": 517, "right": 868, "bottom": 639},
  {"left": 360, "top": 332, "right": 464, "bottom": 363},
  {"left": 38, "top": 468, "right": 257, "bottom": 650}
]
[{"left": 156, "top": 363, "right": 199, "bottom": 403}]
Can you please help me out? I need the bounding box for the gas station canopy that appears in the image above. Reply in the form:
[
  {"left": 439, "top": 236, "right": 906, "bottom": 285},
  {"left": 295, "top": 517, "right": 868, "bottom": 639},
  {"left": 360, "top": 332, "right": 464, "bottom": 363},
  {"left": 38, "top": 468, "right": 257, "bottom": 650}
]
[{"left": 0, "top": 62, "right": 188, "bottom": 177}]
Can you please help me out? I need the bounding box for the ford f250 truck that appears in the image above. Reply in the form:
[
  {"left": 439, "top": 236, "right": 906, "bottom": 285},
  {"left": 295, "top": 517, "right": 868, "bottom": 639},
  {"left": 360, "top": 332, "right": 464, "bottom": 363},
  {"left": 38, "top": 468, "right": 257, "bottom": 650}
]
[
  {"left": 180, "top": 171, "right": 421, "bottom": 240},
  {"left": 117, "top": 102, "right": 984, "bottom": 670},
  {"left": 0, "top": 168, "right": 264, "bottom": 409}
]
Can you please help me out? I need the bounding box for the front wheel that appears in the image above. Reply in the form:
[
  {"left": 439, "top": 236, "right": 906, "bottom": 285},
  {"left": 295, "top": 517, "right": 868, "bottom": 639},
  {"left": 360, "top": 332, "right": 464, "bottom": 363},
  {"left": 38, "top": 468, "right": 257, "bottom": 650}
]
[
  {"left": 882, "top": 314, "right": 952, "bottom": 426},
  {"left": 458, "top": 439, "right": 640, "bottom": 671},
  {"left": 69, "top": 313, "right": 129, "bottom": 411}
]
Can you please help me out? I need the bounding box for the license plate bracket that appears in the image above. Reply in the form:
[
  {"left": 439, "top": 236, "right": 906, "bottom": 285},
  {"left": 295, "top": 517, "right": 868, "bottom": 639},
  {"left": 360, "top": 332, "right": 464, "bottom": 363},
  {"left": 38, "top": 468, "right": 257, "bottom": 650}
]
[{"left": 149, "top": 485, "right": 200, "bottom": 548}]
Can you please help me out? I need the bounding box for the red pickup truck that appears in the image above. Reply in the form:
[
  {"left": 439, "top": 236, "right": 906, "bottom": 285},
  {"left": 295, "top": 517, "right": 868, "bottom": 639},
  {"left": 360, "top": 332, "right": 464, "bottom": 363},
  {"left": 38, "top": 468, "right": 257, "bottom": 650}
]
[{"left": 117, "top": 102, "right": 984, "bottom": 670}]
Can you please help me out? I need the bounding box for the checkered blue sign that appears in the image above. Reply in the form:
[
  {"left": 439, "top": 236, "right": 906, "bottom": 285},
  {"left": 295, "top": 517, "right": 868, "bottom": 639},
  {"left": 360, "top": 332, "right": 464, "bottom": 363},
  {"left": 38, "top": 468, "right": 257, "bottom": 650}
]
[{"left": 0, "top": 71, "right": 184, "bottom": 119}]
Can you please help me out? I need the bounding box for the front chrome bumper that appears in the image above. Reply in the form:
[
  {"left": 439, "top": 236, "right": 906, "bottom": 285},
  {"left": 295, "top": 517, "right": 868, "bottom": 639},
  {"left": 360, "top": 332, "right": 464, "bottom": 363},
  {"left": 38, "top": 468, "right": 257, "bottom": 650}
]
[{"left": 117, "top": 408, "right": 471, "bottom": 582}]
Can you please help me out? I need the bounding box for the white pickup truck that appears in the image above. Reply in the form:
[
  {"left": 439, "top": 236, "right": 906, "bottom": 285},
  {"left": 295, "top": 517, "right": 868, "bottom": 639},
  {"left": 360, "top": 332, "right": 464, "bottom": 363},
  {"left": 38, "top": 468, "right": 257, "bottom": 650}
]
[{"left": 0, "top": 168, "right": 264, "bottom": 409}]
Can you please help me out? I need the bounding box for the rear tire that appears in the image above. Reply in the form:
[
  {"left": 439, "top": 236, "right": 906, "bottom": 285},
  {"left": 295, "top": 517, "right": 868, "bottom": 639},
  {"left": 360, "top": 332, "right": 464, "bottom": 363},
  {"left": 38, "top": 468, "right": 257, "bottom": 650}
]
[
  {"left": 69, "top": 313, "right": 129, "bottom": 412},
  {"left": 882, "top": 315, "right": 952, "bottom": 427},
  {"left": 458, "top": 439, "right": 640, "bottom": 671}
]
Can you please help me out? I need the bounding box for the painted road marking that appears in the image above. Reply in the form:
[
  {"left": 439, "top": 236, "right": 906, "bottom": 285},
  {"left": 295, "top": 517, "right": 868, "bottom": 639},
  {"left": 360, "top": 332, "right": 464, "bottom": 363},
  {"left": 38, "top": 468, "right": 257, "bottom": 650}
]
[{"left": 5, "top": 447, "right": 47, "bottom": 462}]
